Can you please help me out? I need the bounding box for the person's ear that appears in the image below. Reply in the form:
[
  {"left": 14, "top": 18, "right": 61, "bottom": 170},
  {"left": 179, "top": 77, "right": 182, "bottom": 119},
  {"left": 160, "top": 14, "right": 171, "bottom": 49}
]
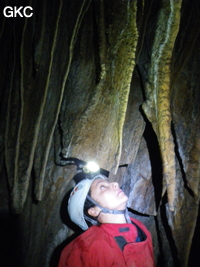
[{"left": 88, "top": 206, "right": 101, "bottom": 218}]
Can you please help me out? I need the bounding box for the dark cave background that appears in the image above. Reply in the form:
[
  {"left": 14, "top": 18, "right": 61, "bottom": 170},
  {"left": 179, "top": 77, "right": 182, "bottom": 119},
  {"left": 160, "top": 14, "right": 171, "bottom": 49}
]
[{"left": 0, "top": 0, "right": 200, "bottom": 266}]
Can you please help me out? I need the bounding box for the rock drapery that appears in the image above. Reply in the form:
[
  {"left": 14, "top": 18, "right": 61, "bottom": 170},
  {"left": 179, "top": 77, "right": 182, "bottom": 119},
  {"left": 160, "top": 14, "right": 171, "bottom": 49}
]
[
  {"left": 142, "top": 0, "right": 182, "bottom": 212},
  {"left": 0, "top": 0, "right": 200, "bottom": 266},
  {"left": 59, "top": 0, "right": 139, "bottom": 175}
]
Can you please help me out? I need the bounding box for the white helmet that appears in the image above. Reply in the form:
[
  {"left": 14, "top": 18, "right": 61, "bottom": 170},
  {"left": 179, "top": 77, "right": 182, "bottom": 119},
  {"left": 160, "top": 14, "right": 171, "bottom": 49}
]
[{"left": 68, "top": 174, "right": 106, "bottom": 231}]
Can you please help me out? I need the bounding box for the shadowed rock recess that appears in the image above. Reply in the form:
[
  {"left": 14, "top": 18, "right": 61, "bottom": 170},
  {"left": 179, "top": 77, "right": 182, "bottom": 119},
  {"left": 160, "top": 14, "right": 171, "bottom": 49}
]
[{"left": 0, "top": 0, "right": 199, "bottom": 266}]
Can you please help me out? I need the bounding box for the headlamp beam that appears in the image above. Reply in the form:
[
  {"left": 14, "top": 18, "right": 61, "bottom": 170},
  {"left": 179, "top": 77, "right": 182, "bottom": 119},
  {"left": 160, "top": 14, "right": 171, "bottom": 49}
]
[{"left": 83, "top": 161, "right": 100, "bottom": 174}]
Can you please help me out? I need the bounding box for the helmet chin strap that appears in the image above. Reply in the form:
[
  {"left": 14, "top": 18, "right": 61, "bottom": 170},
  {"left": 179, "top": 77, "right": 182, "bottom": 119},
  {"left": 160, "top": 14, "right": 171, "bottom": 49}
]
[{"left": 86, "top": 195, "right": 131, "bottom": 223}]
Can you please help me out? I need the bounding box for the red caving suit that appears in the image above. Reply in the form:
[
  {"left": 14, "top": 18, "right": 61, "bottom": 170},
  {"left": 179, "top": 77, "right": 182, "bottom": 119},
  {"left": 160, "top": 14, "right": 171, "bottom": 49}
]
[{"left": 58, "top": 217, "right": 155, "bottom": 267}]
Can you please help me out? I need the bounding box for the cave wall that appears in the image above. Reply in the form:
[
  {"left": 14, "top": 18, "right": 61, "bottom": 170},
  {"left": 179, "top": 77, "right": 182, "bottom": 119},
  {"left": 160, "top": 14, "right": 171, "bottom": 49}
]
[{"left": 0, "top": 0, "right": 200, "bottom": 266}]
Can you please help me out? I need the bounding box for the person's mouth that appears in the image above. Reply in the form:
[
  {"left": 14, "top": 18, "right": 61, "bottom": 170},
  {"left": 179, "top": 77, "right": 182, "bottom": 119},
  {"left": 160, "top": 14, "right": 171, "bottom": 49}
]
[{"left": 117, "top": 189, "right": 124, "bottom": 195}]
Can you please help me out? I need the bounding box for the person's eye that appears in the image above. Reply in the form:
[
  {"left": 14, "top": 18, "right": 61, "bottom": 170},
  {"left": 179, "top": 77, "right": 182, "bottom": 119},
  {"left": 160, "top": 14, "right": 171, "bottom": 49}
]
[{"left": 100, "top": 185, "right": 106, "bottom": 189}]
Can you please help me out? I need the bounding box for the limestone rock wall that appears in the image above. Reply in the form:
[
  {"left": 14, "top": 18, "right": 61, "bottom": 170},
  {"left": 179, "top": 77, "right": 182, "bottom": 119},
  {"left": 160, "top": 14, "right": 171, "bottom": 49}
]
[{"left": 0, "top": 0, "right": 200, "bottom": 266}]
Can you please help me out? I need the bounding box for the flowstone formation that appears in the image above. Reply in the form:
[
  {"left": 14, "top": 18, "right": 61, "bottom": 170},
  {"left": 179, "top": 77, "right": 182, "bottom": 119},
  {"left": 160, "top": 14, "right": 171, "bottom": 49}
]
[{"left": 0, "top": 0, "right": 200, "bottom": 266}]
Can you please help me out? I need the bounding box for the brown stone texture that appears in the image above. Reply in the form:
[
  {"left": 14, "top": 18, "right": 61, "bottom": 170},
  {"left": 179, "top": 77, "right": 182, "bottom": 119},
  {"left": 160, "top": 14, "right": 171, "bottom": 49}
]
[{"left": 0, "top": 0, "right": 200, "bottom": 266}]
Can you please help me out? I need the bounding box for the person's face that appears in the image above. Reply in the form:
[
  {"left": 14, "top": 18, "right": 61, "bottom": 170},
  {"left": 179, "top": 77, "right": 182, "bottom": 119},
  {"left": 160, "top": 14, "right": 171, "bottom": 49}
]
[{"left": 90, "top": 178, "right": 128, "bottom": 211}]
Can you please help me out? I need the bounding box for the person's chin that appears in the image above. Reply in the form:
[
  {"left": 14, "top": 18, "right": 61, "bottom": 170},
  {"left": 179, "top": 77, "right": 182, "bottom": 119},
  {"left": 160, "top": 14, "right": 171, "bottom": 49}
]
[{"left": 119, "top": 191, "right": 128, "bottom": 201}]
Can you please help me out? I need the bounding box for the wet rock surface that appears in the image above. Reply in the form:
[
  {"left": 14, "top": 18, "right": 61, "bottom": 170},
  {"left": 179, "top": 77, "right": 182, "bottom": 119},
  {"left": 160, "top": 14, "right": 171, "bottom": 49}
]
[{"left": 0, "top": 0, "right": 200, "bottom": 266}]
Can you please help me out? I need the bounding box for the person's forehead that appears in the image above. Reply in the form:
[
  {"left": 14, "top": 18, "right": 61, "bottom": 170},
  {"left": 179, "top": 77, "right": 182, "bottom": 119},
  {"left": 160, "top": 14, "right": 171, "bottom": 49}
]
[{"left": 91, "top": 178, "right": 107, "bottom": 189}]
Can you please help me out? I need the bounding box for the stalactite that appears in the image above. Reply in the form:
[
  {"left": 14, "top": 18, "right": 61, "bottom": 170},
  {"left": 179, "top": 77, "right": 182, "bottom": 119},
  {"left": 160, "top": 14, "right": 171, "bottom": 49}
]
[
  {"left": 5, "top": 15, "right": 25, "bottom": 213},
  {"left": 98, "top": 0, "right": 107, "bottom": 81},
  {"left": 34, "top": 0, "right": 63, "bottom": 201},
  {"left": 5, "top": 20, "right": 17, "bottom": 191},
  {"left": 142, "top": 0, "right": 182, "bottom": 211},
  {"left": 5, "top": 0, "right": 65, "bottom": 212},
  {"left": 35, "top": 0, "right": 92, "bottom": 200},
  {"left": 61, "top": 0, "right": 139, "bottom": 173},
  {"left": 33, "top": 1, "right": 47, "bottom": 75},
  {"left": 12, "top": 11, "right": 28, "bottom": 211},
  {"left": 5, "top": 0, "right": 36, "bottom": 213},
  {"left": 112, "top": 0, "right": 139, "bottom": 172},
  {"left": 61, "top": 0, "right": 108, "bottom": 159}
]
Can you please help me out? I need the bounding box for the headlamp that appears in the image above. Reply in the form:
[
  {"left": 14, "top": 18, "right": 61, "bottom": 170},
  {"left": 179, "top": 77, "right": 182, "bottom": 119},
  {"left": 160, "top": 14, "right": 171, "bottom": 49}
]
[{"left": 83, "top": 161, "right": 100, "bottom": 174}]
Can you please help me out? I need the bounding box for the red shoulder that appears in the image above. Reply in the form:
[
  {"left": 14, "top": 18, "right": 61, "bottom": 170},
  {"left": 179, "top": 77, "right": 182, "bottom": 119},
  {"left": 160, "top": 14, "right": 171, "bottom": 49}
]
[{"left": 58, "top": 225, "right": 111, "bottom": 267}]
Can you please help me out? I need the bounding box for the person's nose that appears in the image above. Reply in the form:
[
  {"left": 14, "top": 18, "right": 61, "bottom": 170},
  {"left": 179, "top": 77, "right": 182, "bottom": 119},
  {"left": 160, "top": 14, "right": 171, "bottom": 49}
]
[{"left": 111, "top": 182, "right": 119, "bottom": 189}]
